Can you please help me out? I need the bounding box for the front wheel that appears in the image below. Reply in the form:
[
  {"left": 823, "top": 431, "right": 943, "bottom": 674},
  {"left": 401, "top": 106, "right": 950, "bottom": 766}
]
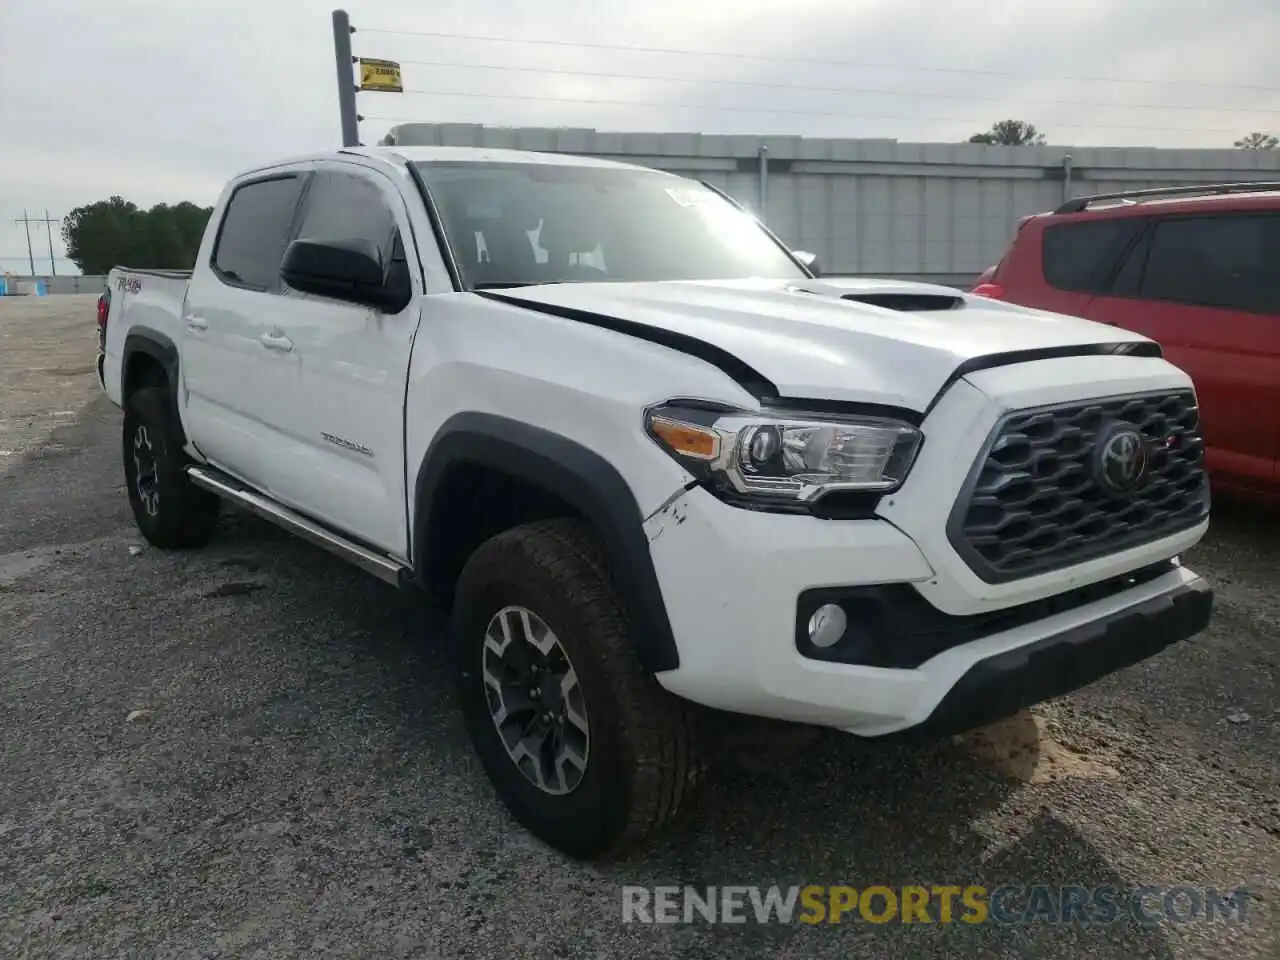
[
  {"left": 451, "top": 519, "right": 704, "bottom": 860},
  {"left": 122, "top": 386, "right": 220, "bottom": 549}
]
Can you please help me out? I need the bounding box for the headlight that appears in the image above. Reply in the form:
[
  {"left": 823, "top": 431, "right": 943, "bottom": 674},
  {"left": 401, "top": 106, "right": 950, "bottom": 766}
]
[{"left": 645, "top": 402, "right": 923, "bottom": 507}]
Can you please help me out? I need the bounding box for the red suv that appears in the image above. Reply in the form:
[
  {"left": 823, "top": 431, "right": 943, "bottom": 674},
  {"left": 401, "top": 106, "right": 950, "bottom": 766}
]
[{"left": 974, "top": 182, "right": 1280, "bottom": 503}]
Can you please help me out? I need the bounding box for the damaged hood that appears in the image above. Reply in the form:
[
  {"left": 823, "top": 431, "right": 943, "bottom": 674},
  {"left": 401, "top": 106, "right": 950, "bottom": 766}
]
[{"left": 480, "top": 277, "right": 1155, "bottom": 412}]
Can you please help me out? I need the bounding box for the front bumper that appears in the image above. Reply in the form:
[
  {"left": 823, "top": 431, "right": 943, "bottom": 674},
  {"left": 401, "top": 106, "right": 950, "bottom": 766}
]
[
  {"left": 646, "top": 484, "right": 1212, "bottom": 737},
  {"left": 646, "top": 359, "right": 1215, "bottom": 737},
  {"left": 887, "top": 575, "right": 1212, "bottom": 739}
]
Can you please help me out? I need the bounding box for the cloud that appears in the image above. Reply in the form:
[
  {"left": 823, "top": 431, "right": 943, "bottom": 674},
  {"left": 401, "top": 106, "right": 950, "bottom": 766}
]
[{"left": 2, "top": 0, "right": 1277, "bottom": 270}]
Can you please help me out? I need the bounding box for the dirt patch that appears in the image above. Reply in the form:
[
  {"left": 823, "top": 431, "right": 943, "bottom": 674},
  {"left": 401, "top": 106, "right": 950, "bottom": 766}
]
[{"left": 958, "top": 710, "right": 1121, "bottom": 783}]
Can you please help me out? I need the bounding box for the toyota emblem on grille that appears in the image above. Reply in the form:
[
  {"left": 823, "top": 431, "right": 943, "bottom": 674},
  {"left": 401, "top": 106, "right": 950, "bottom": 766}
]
[{"left": 1095, "top": 425, "right": 1149, "bottom": 495}]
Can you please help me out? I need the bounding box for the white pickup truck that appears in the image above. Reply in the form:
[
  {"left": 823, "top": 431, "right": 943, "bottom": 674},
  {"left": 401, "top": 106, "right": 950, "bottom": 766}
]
[{"left": 100, "top": 145, "right": 1213, "bottom": 859}]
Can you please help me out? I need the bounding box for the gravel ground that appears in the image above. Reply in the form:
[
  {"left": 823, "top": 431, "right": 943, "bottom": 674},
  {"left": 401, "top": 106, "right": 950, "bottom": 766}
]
[
  {"left": 0, "top": 295, "right": 1276, "bottom": 959},
  {"left": 0, "top": 295, "right": 102, "bottom": 463}
]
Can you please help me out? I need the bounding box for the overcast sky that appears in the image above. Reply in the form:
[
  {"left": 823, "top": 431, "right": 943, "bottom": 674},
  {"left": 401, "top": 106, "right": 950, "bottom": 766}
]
[{"left": 2, "top": 0, "right": 1278, "bottom": 274}]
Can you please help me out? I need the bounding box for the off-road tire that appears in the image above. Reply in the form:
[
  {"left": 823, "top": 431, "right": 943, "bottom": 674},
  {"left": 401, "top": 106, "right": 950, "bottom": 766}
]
[
  {"left": 122, "top": 386, "right": 220, "bottom": 549},
  {"left": 451, "top": 518, "right": 704, "bottom": 860}
]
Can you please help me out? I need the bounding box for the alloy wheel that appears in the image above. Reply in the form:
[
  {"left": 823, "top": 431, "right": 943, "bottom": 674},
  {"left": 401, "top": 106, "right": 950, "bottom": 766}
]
[
  {"left": 132, "top": 425, "right": 160, "bottom": 517},
  {"left": 481, "top": 605, "right": 591, "bottom": 795}
]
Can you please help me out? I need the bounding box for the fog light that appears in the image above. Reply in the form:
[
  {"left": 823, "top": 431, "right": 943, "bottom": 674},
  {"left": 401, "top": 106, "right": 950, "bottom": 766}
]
[{"left": 807, "top": 603, "right": 847, "bottom": 648}]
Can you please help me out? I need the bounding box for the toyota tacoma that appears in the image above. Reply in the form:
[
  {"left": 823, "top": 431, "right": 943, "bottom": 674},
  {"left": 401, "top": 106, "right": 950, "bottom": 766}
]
[{"left": 100, "top": 145, "right": 1214, "bottom": 859}]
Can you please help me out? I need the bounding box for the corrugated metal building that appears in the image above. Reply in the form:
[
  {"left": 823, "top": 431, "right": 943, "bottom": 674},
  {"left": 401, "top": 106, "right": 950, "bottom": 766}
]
[{"left": 383, "top": 123, "right": 1280, "bottom": 287}]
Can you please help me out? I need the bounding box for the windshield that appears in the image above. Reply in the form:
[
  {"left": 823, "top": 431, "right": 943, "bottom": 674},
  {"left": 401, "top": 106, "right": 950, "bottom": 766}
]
[{"left": 412, "top": 161, "right": 808, "bottom": 289}]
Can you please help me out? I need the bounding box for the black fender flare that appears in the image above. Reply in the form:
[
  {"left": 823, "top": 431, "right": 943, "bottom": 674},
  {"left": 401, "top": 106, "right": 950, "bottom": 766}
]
[
  {"left": 413, "top": 412, "right": 680, "bottom": 674},
  {"left": 122, "top": 327, "right": 185, "bottom": 445}
]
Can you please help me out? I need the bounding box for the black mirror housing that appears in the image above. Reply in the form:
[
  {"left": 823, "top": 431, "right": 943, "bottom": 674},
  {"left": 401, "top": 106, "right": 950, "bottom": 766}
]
[{"left": 280, "top": 238, "right": 396, "bottom": 308}]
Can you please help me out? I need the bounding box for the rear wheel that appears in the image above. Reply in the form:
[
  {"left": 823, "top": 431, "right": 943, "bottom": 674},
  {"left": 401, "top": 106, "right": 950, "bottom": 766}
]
[
  {"left": 122, "top": 386, "right": 220, "bottom": 549},
  {"left": 451, "top": 519, "right": 704, "bottom": 859}
]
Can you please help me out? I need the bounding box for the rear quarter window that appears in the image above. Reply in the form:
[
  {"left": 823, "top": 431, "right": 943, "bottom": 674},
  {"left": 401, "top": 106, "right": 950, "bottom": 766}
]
[
  {"left": 1140, "top": 213, "right": 1280, "bottom": 315},
  {"left": 1041, "top": 218, "right": 1142, "bottom": 293}
]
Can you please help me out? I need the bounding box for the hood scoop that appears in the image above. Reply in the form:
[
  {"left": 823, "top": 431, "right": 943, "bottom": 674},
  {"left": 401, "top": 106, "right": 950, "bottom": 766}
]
[
  {"left": 787, "top": 280, "right": 966, "bottom": 313},
  {"left": 839, "top": 291, "right": 965, "bottom": 312}
]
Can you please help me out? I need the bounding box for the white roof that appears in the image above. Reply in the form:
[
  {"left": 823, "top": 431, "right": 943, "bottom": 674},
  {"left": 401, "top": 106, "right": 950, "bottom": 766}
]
[
  {"left": 223, "top": 144, "right": 676, "bottom": 189},
  {"left": 345, "top": 144, "right": 659, "bottom": 173}
]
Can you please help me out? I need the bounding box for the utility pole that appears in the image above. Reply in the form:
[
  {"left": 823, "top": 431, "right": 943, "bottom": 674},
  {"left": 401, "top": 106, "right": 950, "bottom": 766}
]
[
  {"left": 14, "top": 211, "right": 37, "bottom": 276},
  {"left": 14, "top": 211, "right": 60, "bottom": 276},
  {"left": 332, "top": 10, "right": 359, "bottom": 147},
  {"left": 43, "top": 210, "right": 58, "bottom": 275}
]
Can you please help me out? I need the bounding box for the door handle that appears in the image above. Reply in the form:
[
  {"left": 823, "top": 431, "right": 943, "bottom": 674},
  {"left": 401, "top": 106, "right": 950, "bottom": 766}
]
[
  {"left": 185, "top": 316, "right": 208, "bottom": 330},
  {"left": 259, "top": 332, "right": 294, "bottom": 352}
]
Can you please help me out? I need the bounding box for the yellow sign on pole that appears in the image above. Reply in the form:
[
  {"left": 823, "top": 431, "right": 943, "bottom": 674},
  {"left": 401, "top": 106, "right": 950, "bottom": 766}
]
[{"left": 358, "top": 58, "right": 403, "bottom": 93}]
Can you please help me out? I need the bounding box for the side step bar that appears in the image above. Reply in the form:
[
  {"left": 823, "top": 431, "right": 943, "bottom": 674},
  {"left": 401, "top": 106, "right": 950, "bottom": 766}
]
[{"left": 186, "top": 465, "right": 412, "bottom": 587}]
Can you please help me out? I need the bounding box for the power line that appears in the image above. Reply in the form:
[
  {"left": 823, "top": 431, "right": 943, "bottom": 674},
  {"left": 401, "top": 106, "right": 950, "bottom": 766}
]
[
  {"left": 391, "top": 57, "right": 1280, "bottom": 117},
  {"left": 368, "top": 88, "right": 1253, "bottom": 136},
  {"left": 358, "top": 27, "right": 1280, "bottom": 94}
]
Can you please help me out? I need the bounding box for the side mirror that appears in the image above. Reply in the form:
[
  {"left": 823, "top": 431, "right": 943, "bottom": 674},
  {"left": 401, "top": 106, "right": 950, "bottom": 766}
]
[
  {"left": 792, "top": 249, "right": 821, "bottom": 277},
  {"left": 280, "top": 238, "right": 395, "bottom": 309}
]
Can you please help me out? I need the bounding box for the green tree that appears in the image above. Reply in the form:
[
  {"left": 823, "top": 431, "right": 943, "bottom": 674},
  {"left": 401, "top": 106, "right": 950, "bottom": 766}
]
[
  {"left": 171, "top": 201, "right": 212, "bottom": 263},
  {"left": 1234, "top": 131, "right": 1278, "bottom": 149},
  {"left": 62, "top": 198, "right": 214, "bottom": 274},
  {"left": 62, "top": 196, "right": 139, "bottom": 275},
  {"left": 968, "top": 120, "right": 1047, "bottom": 146},
  {"left": 141, "top": 204, "right": 185, "bottom": 268}
]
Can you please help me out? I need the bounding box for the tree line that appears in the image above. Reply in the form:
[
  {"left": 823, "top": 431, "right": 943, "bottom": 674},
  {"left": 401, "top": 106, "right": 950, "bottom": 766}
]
[
  {"left": 61, "top": 197, "right": 213, "bottom": 276},
  {"left": 967, "top": 120, "right": 1277, "bottom": 149}
]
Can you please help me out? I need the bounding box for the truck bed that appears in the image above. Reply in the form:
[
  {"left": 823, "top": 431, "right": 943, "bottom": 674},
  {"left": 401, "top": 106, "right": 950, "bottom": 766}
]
[{"left": 102, "top": 267, "right": 192, "bottom": 408}]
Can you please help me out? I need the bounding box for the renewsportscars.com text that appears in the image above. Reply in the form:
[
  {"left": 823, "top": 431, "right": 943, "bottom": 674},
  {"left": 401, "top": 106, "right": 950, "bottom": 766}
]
[{"left": 621, "top": 884, "right": 1251, "bottom": 926}]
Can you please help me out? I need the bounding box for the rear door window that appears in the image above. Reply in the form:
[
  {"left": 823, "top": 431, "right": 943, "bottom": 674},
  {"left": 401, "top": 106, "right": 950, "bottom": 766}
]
[
  {"left": 212, "top": 175, "right": 307, "bottom": 290},
  {"left": 1139, "top": 214, "right": 1280, "bottom": 315},
  {"left": 1041, "top": 218, "right": 1142, "bottom": 293}
]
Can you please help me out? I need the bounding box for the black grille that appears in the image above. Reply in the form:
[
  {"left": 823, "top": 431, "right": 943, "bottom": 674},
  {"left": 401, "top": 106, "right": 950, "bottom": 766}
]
[{"left": 948, "top": 390, "right": 1209, "bottom": 583}]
